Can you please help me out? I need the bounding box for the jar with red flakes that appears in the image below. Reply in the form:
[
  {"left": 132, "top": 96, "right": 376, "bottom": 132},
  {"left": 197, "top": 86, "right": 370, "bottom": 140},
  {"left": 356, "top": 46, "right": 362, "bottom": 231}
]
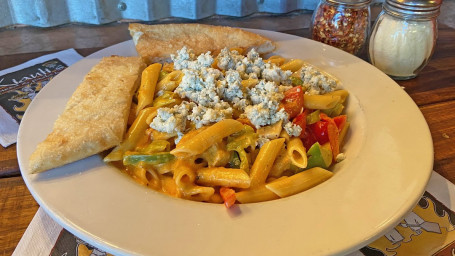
[{"left": 311, "top": 0, "right": 372, "bottom": 56}]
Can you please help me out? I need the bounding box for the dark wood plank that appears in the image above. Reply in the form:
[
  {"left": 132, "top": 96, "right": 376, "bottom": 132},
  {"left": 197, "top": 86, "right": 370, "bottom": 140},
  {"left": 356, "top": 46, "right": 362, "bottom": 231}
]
[
  {"left": 0, "top": 144, "right": 19, "bottom": 178},
  {"left": 420, "top": 100, "right": 455, "bottom": 183},
  {"left": 0, "top": 23, "right": 131, "bottom": 56},
  {"left": 0, "top": 176, "right": 40, "bottom": 256}
]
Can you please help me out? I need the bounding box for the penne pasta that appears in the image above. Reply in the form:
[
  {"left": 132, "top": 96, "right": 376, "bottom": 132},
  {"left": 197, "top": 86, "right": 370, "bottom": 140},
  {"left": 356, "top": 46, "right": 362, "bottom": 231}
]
[
  {"left": 154, "top": 161, "right": 174, "bottom": 175},
  {"left": 256, "top": 120, "right": 282, "bottom": 139},
  {"left": 287, "top": 137, "right": 308, "bottom": 169},
  {"left": 173, "top": 160, "right": 197, "bottom": 188},
  {"left": 235, "top": 183, "right": 281, "bottom": 204},
  {"left": 196, "top": 167, "right": 251, "bottom": 188},
  {"left": 339, "top": 121, "right": 350, "bottom": 146},
  {"left": 180, "top": 184, "right": 215, "bottom": 202},
  {"left": 265, "top": 167, "right": 333, "bottom": 198},
  {"left": 280, "top": 59, "right": 304, "bottom": 72},
  {"left": 152, "top": 91, "right": 182, "bottom": 108},
  {"left": 304, "top": 94, "right": 341, "bottom": 109},
  {"left": 162, "top": 63, "right": 174, "bottom": 73},
  {"left": 104, "top": 107, "right": 157, "bottom": 162},
  {"left": 207, "top": 193, "right": 224, "bottom": 204},
  {"left": 200, "top": 142, "right": 231, "bottom": 167},
  {"left": 249, "top": 138, "right": 285, "bottom": 188},
  {"left": 269, "top": 146, "right": 291, "bottom": 178},
  {"left": 149, "top": 128, "right": 176, "bottom": 140},
  {"left": 155, "top": 70, "right": 183, "bottom": 94},
  {"left": 136, "top": 63, "right": 162, "bottom": 115},
  {"left": 279, "top": 129, "right": 290, "bottom": 143},
  {"left": 128, "top": 164, "right": 148, "bottom": 186},
  {"left": 145, "top": 166, "right": 162, "bottom": 190},
  {"left": 187, "top": 155, "right": 209, "bottom": 170},
  {"left": 265, "top": 55, "right": 286, "bottom": 66},
  {"left": 325, "top": 89, "right": 349, "bottom": 103},
  {"left": 171, "top": 119, "right": 244, "bottom": 158},
  {"left": 160, "top": 175, "right": 180, "bottom": 197}
]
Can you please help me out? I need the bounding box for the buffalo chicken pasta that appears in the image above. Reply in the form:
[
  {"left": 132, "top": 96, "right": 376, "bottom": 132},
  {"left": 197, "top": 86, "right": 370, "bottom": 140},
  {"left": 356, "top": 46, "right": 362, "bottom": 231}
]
[{"left": 105, "top": 47, "right": 349, "bottom": 207}]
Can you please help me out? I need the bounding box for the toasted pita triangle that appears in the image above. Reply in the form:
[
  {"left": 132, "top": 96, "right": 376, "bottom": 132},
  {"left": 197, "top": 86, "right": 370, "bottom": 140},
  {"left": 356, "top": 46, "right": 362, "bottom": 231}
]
[
  {"left": 29, "top": 56, "right": 146, "bottom": 173},
  {"left": 129, "top": 23, "right": 276, "bottom": 64}
]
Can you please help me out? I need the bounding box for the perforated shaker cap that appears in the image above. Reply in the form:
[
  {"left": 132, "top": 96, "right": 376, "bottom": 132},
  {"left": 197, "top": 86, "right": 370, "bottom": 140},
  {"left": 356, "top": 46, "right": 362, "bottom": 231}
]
[
  {"left": 384, "top": 0, "right": 442, "bottom": 19},
  {"left": 326, "top": 0, "right": 372, "bottom": 7}
]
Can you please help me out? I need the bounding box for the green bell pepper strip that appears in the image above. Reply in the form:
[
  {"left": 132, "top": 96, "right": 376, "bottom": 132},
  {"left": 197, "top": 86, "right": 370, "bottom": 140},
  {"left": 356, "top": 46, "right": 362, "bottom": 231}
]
[
  {"left": 228, "top": 151, "right": 242, "bottom": 169},
  {"left": 137, "top": 140, "right": 170, "bottom": 154},
  {"left": 306, "top": 110, "right": 321, "bottom": 125},
  {"left": 123, "top": 152, "right": 175, "bottom": 166},
  {"left": 291, "top": 77, "right": 303, "bottom": 86},
  {"left": 236, "top": 149, "right": 250, "bottom": 171},
  {"left": 321, "top": 102, "right": 344, "bottom": 117},
  {"left": 306, "top": 142, "right": 333, "bottom": 169},
  {"left": 226, "top": 125, "right": 258, "bottom": 173}
]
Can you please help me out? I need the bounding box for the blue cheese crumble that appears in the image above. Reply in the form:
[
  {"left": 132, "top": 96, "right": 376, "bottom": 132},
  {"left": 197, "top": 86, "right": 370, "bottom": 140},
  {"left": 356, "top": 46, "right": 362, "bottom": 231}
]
[
  {"left": 244, "top": 104, "right": 288, "bottom": 128},
  {"left": 300, "top": 64, "right": 339, "bottom": 95},
  {"left": 218, "top": 70, "right": 245, "bottom": 102},
  {"left": 262, "top": 63, "right": 292, "bottom": 84},
  {"left": 284, "top": 122, "right": 303, "bottom": 137},
  {"left": 244, "top": 80, "right": 288, "bottom": 128},
  {"left": 217, "top": 48, "right": 244, "bottom": 71},
  {"left": 151, "top": 47, "right": 341, "bottom": 138},
  {"left": 151, "top": 101, "right": 196, "bottom": 134},
  {"left": 175, "top": 68, "right": 223, "bottom": 107},
  {"left": 188, "top": 103, "right": 233, "bottom": 129},
  {"left": 171, "top": 46, "right": 214, "bottom": 70}
]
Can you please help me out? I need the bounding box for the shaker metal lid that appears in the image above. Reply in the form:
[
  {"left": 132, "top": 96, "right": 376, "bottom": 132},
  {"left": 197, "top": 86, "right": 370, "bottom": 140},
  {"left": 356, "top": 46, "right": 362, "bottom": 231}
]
[
  {"left": 326, "top": 0, "right": 372, "bottom": 7},
  {"left": 384, "top": 0, "right": 442, "bottom": 18}
]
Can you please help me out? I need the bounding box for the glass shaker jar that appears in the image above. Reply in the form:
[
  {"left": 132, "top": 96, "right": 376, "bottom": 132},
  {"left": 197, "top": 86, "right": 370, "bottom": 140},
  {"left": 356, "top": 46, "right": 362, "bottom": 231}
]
[
  {"left": 311, "top": 0, "right": 372, "bottom": 56},
  {"left": 368, "top": 0, "right": 442, "bottom": 80}
]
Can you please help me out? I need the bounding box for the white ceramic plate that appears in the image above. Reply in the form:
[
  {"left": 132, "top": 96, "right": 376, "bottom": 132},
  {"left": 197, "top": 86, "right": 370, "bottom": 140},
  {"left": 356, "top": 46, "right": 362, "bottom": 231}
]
[{"left": 17, "top": 29, "right": 433, "bottom": 256}]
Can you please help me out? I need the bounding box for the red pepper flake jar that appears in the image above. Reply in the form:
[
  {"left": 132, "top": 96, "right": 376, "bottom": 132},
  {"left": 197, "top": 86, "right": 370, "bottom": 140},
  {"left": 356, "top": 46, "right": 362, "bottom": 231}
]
[{"left": 311, "top": 0, "right": 372, "bottom": 55}]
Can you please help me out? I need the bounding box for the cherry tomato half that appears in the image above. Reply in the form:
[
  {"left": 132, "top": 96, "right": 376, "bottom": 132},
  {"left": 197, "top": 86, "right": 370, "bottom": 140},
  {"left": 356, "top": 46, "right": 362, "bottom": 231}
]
[
  {"left": 281, "top": 86, "right": 304, "bottom": 119},
  {"left": 309, "top": 121, "right": 329, "bottom": 145},
  {"left": 293, "top": 110, "right": 308, "bottom": 138}
]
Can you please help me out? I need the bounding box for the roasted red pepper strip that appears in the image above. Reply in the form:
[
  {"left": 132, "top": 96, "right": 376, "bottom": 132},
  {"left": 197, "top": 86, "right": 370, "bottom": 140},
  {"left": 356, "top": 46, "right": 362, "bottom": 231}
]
[
  {"left": 281, "top": 86, "right": 304, "bottom": 119},
  {"left": 327, "top": 122, "right": 340, "bottom": 161},
  {"left": 333, "top": 115, "right": 347, "bottom": 131},
  {"left": 220, "top": 187, "right": 236, "bottom": 208},
  {"left": 320, "top": 113, "right": 340, "bottom": 161}
]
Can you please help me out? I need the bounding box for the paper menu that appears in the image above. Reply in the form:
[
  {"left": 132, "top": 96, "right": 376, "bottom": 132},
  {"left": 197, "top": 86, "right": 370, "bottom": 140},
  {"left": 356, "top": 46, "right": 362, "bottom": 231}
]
[{"left": 0, "top": 49, "right": 82, "bottom": 147}]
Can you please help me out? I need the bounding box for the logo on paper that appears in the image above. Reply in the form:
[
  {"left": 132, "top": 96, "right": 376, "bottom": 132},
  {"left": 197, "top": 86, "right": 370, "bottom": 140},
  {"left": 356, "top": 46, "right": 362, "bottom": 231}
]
[{"left": 0, "top": 59, "right": 67, "bottom": 122}]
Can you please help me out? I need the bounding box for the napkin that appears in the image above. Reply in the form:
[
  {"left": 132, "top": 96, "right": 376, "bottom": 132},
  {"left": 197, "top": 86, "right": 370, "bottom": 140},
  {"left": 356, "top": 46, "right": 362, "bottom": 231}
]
[
  {"left": 12, "top": 171, "right": 455, "bottom": 256},
  {"left": 0, "top": 49, "right": 83, "bottom": 147}
]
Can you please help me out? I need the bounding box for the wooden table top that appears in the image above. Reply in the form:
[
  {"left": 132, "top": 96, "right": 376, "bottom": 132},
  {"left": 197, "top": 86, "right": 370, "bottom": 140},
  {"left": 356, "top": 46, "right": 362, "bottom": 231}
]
[{"left": 1, "top": 11, "right": 454, "bottom": 256}]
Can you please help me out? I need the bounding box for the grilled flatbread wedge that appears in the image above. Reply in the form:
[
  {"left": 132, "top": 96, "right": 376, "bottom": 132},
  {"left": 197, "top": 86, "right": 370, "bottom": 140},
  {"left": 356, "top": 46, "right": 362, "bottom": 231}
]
[
  {"left": 29, "top": 56, "right": 146, "bottom": 173},
  {"left": 128, "top": 23, "right": 276, "bottom": 64}
]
